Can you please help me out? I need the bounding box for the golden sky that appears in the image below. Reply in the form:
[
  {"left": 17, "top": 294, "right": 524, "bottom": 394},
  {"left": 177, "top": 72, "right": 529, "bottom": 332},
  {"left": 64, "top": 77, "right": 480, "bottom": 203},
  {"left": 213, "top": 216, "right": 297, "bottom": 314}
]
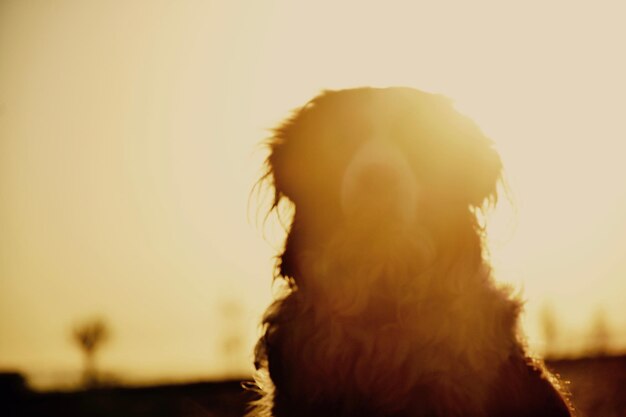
[{"left": 1, "top": 0, "right": 625, "bottom": 388}]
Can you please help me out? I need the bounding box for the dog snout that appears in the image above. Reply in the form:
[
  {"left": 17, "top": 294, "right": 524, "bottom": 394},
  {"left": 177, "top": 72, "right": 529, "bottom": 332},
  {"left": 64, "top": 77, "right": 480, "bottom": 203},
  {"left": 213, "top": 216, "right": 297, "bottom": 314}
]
[{"left": 340, "top": 141, "right": 418, "bottom": 224}]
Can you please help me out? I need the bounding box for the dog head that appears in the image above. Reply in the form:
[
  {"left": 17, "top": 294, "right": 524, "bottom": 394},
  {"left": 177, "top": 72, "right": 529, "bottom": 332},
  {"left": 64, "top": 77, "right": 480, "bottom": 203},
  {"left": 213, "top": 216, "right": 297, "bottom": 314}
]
[{"left": 265, "top": 87, "right": 502, "bottom": 294}]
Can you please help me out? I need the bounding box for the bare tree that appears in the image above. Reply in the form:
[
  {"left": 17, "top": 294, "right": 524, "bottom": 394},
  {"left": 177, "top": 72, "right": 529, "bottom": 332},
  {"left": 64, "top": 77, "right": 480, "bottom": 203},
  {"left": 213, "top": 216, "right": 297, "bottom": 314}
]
[
  {"left": 72, "top": 318, "right": 110, "bottom": 388},
  {"left": 587, "top": 308, "right": 611, "bottom": 357},
  {"left": 218, "top": 300, "right": 245, "bottom": 376},
  {"left": 539, "top": 303, "right": 559, "bottom": 358}
]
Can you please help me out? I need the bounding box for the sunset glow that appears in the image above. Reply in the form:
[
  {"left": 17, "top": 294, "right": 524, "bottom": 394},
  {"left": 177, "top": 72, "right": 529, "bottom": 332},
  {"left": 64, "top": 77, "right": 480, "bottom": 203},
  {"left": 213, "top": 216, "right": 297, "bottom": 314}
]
[{"left": 1, "top": 0, "right": 625, "bottom": 389}]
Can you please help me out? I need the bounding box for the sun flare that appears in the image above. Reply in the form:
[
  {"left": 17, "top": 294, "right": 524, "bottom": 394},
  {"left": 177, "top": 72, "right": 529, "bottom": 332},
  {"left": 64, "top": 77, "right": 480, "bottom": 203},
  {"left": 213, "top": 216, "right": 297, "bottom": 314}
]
[{"left": 1, "top": 0, "right": 625, "bottom": 389}]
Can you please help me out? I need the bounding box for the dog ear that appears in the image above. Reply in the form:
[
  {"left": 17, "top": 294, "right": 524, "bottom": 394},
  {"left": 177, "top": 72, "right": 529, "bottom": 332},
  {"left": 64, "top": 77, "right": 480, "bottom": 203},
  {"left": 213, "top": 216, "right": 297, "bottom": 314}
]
[
  {"left": 266, "top": 99, "right": 322, "bottom": 206},
  {"left": 455, "top": 135, "right": 502, "bottom": 208},
  {"left": 267, "top": 133, "right": 297, "bottom": 204},
  {"left": 416, "top": 95, "right": 503, "bottom": 208}
]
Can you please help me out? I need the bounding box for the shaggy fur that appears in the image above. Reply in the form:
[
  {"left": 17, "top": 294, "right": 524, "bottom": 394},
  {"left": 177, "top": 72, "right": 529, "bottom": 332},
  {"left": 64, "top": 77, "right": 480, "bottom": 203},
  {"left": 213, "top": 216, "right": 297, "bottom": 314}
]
[{"left": 249, "top": 87, "right": 574, "bottom": 417}]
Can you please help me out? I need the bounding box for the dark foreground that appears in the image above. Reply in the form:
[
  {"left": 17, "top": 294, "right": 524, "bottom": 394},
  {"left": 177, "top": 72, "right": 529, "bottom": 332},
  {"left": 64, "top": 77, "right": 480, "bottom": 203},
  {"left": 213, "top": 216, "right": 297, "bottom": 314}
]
[
  {"left": 2, "top": 355, "right": 625, "bottom": 417},
  {"left": 549, "top": 355, "right": 626, "bottom": 417}
]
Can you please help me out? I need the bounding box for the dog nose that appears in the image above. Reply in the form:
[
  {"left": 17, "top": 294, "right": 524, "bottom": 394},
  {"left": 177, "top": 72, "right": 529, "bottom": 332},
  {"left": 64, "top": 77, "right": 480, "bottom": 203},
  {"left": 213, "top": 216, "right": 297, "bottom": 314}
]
[{"left": 340, "top": 141, "right": 418, "bottom": 224}]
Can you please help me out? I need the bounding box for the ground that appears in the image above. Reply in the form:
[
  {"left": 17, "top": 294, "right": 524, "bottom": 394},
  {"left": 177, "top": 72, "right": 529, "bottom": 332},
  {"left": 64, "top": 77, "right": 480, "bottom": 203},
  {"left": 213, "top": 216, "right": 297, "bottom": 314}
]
[{"left": 2, "top": 355, "right": 625, "bottom": 417}]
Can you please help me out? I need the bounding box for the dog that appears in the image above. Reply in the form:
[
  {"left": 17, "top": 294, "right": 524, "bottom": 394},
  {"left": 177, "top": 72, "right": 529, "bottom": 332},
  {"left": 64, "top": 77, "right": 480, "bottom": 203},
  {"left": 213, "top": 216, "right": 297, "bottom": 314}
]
[{"left": 248, "top": 87, "right": 574, "bottom": 417}]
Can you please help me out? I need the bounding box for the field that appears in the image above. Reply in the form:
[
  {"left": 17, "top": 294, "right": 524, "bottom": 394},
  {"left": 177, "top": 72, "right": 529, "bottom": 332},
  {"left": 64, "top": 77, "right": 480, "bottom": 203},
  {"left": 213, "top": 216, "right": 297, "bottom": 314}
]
[
  {"left": 2, "top": 355, "right": 625, "bottom": 417},
  {"left": 549, "top": 355, "right": 626, "bottom": 417}
]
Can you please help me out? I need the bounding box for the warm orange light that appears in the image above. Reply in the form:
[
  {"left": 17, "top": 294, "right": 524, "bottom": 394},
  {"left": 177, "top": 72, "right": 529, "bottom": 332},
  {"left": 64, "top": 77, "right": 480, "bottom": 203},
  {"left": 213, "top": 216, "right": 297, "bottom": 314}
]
[{"left": 1, "top": 0, "right": 624, "bottom": 388}]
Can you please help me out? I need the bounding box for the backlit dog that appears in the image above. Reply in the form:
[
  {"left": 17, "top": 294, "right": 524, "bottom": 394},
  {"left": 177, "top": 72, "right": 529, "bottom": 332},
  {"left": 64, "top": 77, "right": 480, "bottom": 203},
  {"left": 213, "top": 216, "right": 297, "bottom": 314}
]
[{"left": 249, "top": 87, "right": 573, "bottom": 417}]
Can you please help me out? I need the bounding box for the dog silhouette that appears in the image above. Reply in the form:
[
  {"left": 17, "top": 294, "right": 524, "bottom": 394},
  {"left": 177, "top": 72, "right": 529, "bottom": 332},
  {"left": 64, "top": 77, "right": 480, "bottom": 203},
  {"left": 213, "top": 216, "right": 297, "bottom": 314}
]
[{"left": 249, "top": 87, "right": 574, "bottom": 417}]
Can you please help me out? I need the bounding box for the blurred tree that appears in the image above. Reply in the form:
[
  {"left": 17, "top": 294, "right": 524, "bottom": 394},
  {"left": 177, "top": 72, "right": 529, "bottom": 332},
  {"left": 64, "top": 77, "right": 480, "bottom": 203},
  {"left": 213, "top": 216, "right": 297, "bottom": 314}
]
[
  {"left": 539, "top": 303, "right": 559, "bottom": 358},
  {"left": 588, "top": 308, "right": 611, "bottom": 357},
  {"left": 218, "top": 300, "right": 245, "bottom": 376},
  {"left": 72, "top": 318, "right": 110, "bottom": 388}
]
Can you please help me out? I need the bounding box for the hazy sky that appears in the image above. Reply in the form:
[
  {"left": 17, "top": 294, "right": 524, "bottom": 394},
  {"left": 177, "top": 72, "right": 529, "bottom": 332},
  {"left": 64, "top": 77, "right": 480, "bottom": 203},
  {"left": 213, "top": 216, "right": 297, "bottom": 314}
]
[{"left": 1, "top": 0, "right": 625, "bottom": 388}]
